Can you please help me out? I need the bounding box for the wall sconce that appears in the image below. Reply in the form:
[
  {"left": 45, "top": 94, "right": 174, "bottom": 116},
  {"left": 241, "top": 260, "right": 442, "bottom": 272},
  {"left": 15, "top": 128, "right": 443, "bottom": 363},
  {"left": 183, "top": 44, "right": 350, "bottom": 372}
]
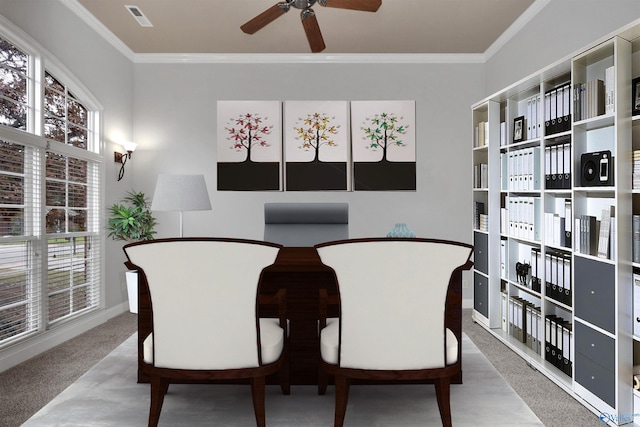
[{"left": 114, "top": 141, "right": 137, "bottom": 181}]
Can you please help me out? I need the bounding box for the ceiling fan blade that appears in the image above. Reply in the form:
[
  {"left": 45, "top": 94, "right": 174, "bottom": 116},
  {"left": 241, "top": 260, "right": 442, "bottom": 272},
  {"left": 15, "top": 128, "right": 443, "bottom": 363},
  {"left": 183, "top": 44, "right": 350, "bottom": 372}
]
[
  {"left": 301, "top": 9, "right": 326, "bottom": 53},
  {"left": 241, "top": 3, "right": 288, "bottom": 34},
  {"left": 322, "top": 0, "right": 381, "bottom": 12}
]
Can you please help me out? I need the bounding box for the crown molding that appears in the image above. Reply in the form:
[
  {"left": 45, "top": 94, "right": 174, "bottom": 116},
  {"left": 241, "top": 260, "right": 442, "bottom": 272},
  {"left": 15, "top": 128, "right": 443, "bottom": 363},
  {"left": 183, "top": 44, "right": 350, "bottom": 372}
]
[
  {"left": 131, "top": 52, "right": 486, "bottom": 64},
  {"left": 482, "top": 0, "right": 551, "bottom": 61}
]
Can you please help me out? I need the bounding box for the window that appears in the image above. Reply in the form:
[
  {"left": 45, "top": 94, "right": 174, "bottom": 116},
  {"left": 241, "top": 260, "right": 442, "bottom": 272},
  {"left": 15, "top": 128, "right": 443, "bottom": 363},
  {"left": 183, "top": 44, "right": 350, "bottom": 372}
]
[
  {"left": 0, "top": 32, "right": 102, "bottom": 346},
  {"left": 0, "top": 140, "right": 40, "bottom": 343},
  {"left": 0, "top": 38, "right": 28, "bottom": 131},
  {"left": 44, "top": 72, "right": 89, "bottom": 149}
]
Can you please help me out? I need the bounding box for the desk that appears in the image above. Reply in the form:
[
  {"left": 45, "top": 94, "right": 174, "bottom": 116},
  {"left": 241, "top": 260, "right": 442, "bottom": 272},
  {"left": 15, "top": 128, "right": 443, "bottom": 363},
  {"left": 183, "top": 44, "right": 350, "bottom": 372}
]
[{"left": 133, "top": 246, "right": 464, "bottom": 385}]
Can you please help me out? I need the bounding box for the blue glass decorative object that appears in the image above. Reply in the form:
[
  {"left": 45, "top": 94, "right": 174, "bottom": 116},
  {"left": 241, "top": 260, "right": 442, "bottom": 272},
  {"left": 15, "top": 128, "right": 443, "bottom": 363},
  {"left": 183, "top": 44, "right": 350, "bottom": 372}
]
[{"left": 386, "top": 223, "right": 416, "bottom": 238}]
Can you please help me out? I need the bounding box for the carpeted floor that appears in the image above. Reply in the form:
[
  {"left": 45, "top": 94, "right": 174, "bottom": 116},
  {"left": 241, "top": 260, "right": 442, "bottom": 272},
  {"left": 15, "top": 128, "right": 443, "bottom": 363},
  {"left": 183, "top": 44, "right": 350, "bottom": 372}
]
[
  {"left": 21, "top": 332, "right": 541, "bottom": 426},
  {"left": 0, "top": 309, "right": 605, "bottom": 427}
]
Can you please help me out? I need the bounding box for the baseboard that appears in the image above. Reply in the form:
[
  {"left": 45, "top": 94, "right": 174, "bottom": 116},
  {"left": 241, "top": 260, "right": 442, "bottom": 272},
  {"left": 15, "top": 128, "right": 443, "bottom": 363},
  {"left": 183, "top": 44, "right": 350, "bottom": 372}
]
[
  {"left": 462, "top": 298, "right": 474, "bottom": 309},
  {"left": 0, "top": 303, "right": 129, "bottom": 373}
]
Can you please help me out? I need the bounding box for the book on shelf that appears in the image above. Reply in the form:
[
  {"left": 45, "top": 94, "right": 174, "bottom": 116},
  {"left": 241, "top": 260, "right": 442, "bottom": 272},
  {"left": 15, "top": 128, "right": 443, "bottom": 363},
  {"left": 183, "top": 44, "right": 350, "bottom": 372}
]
[
  {"left": 633, "top": 215, "right": 640, "bottom": 263},
  {"left": 479, "top": 214, "right": 488, "bottom": 232},
  {"left": 573, "top": 79, "right": 605, "bottom": 121},
  {"left": 605, "top": 66, "right": 615, "bottom": 115},
  {"left": 579, "top": 214, "right": 599, "bottom": 256},
  {"left": 475, "top": 121, "right": 489, "bottom": 147},
  {"left": 633, "top": 149, "right": 640, "bottom": 190},
  {"left": 474, "top": 201, "right": 485, "bottom": 230},
  {"left": 597, "top": 206, "right": 613, "bottom": 259},
  {"left": 474, "top": 163, "right": 488, "bottom": 188}
]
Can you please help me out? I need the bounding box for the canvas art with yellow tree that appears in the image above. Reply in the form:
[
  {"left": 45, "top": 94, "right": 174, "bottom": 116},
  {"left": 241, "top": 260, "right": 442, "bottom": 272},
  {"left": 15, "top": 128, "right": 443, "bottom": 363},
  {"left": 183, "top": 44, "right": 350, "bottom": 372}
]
[{"left": 285, "top": 101, "right": 350, "bottom": 191}]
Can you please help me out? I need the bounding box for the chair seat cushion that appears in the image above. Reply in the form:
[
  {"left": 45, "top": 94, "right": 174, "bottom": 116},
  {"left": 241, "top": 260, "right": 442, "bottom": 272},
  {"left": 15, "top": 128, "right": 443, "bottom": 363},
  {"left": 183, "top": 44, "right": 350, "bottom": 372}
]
[
  {"left": 143, "top": 318, "right": 284, "bottom": 366},
  {"left": 320, "top": 318, "right": 459, "bottom": 367}
]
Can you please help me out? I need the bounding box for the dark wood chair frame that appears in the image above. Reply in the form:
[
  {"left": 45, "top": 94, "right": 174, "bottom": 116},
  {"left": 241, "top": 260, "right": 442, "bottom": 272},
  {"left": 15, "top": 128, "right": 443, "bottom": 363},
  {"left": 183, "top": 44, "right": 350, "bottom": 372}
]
[
  {"left": 315, "top": 237, "right": 474, "bottom": 427},
  {"left": 125, "top": 238, "right": 290, "bottom": 427}
]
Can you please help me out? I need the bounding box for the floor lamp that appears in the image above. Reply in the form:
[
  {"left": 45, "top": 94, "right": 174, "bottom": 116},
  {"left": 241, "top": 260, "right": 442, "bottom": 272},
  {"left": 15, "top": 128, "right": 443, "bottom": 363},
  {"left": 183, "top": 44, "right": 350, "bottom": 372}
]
[{"left": 151, "top": 174, "right": 212, "bottom": 237}]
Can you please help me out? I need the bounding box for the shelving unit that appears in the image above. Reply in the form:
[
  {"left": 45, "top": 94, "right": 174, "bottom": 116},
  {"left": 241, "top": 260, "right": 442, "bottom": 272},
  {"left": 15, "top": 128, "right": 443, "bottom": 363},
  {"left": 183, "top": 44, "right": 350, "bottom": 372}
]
[{"left": 472, "top": 31, "right": 637, "bottom": 425}]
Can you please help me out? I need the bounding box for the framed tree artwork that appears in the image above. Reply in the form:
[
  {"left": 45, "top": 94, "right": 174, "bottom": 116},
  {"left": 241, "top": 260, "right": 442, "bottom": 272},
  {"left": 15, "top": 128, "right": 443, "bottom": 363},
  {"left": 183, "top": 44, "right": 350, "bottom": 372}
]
[
  {"left": 284, "top": 101, "right": 350, "bottom": 191},
  {"left": 513, "top": 115, "right": 525, "bottom": 143},
  {"left": 633, "top": 77, "right": 640, "bottom": 116},
  {"left": 351, "top": 100, "right": 416, "bottom": 190},
  {"left": 216, "top": 101, "right": 282, "bottom": 191}
]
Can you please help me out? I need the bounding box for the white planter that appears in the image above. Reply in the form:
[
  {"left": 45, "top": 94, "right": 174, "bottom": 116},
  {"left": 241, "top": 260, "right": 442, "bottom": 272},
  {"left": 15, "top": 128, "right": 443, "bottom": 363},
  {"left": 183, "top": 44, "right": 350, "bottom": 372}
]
[{"left": 125, "top": 270, "right": 138, "bottom": 314}]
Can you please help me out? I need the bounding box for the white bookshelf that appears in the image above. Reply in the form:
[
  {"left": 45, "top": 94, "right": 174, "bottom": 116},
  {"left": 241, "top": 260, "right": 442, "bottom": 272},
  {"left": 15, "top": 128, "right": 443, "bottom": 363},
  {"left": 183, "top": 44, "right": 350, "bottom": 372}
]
[{"left": 472, "top": 29, "right": 637, "bottom": 425}]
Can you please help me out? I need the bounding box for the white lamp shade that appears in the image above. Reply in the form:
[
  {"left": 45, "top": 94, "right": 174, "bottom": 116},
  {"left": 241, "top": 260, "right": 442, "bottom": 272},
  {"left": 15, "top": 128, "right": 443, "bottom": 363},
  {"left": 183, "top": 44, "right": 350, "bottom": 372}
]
[
  {"left": 121, "top": 141, "right": 137, "bottom": 152},
  {"left": 151, "top": 174, "right": 212, "bottom": 212}
]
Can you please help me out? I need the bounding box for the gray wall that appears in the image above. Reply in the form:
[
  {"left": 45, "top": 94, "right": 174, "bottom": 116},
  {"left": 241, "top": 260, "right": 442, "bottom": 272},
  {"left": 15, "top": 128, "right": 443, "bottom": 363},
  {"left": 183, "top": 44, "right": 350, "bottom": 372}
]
[
  {"left": 485, "top": 0, "right": 640, "bottom": 97},
  {"left": 131, "top": 62, "right": 483, "bottom": 249}
]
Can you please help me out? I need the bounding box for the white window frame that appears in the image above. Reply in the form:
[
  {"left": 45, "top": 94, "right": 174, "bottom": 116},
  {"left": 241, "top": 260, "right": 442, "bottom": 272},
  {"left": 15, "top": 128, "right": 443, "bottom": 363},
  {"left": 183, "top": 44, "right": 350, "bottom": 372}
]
[{"left": 0, "top": 16, "right": 104, "bottom": 350}]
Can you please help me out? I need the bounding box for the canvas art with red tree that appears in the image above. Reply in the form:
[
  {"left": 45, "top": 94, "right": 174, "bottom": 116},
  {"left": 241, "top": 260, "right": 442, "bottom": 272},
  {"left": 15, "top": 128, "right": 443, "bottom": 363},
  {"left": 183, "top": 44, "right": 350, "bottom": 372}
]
[{"left": 217, "top": 101, "right": 281, "bottom": 191}]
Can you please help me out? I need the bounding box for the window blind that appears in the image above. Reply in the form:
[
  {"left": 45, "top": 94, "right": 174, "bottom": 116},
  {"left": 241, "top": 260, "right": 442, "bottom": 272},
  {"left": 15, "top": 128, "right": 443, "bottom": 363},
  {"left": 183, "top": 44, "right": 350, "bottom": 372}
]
[
  {"left": 45, "top": 151, "right": 100, "bottom": 324},
  {"left": 0, "top": 139, "right": 41, "bottom": 344}
]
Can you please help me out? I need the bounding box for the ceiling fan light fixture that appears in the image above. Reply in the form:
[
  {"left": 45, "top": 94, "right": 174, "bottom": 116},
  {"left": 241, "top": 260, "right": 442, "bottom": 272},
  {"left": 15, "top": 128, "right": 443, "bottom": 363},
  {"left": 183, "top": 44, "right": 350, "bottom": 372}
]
[{"left": 241, "top": 0, "right": 382, "bottom": 52}]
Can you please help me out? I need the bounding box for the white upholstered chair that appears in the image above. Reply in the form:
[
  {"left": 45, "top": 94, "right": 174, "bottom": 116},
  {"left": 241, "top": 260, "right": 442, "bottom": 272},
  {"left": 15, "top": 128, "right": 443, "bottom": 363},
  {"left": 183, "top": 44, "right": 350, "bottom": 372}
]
[
  {"left": 123, "top": 238, "right": 289, "bottom": 427},
  {"left": 315, "top": 238, "right": 473, "bottom": 427}
]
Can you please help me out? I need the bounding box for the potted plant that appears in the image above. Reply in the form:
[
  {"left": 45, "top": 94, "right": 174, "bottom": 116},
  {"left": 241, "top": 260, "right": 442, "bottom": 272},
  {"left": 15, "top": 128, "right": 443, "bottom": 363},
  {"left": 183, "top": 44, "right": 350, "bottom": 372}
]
[{"left": 107, "top": 190, "right": 157, "bottom": 313}]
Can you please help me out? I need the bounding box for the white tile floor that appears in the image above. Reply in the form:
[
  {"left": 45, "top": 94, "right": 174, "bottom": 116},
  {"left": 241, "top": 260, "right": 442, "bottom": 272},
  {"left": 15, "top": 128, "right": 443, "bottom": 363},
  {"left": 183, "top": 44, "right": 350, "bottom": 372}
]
[{"left": 23, "top": 333, "right": 542, "bottom": 426}]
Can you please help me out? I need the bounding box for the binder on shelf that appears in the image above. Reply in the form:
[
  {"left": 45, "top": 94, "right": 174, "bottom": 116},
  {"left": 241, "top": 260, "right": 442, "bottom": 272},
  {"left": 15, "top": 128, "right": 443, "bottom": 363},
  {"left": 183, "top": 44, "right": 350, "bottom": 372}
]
[
  {"left": 564, "top": 199, "right": 572, "bottom": 248},
  {"left": 513, "top": 297, "right": 524, "bottom": 342},
  {"left": 557, "top": 143, "right": 565, "bottom": 189},
  {"left": 550, "top": 144, "right": 558, "bottom": 188},
  {"left": 561, "top": 322, "right": 573, "bottom": 377},
  {"left": 545, "top": 90, "right": 552, "bottom": 134},
  {"left": 545, "top": 146, "right": 551, "bottom": 188},
  {"left": 555, "top": 320, "right": 564, "bottom": 368},
  {"left": 545, "top": 315, "right": 558, "bottom": 364},
  {"left": 550, "top": 88, "right": 558, "bottom": 134},
  {"left": 526, "top": 304, "right": 534, "bottom": 349},
  {"left": 548, "top": 253, "right": 561, "bottom": 303},
  {"left": 562, "top": 255, "right": 572, "bottom": 306},
  {"left": 501, "top": 290, "right": 508, "bottom": 333},
  {"left": 531, "top": 96, "right": 538, "bottom": 139},
  {"left": 573, "top": 83, "right": 582, "bottom": 122},
  {"left": 500, "top": 239, "right": 506, "bottom": 278},
  {"left": 527, "top": 98, "right": 532, "bottom": 138},
  {"left": 634, "top": 272, "right": 640, "bottom": 337},
  {"left": 563, "top": 143, "right": 571, "bottom": 190},
  {"left": 535, "top": 307, "right": 542, "bottom": 354},
  {"left": 562, "top": 83, "right": 572, "bottom": 132}
]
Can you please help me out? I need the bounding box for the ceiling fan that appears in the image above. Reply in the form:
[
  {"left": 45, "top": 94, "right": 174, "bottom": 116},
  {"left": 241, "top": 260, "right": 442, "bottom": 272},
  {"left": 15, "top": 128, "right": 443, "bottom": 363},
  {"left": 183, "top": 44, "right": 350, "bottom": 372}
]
[{"left": 241, "top": 0, "right": 382, "bottom": 53}]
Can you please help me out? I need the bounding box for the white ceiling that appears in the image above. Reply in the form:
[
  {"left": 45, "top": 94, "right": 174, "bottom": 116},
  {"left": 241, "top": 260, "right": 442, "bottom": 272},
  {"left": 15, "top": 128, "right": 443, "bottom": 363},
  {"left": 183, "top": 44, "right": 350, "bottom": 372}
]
[{"left": 73, "top": 0, "right": 538, "bottom": 55}]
